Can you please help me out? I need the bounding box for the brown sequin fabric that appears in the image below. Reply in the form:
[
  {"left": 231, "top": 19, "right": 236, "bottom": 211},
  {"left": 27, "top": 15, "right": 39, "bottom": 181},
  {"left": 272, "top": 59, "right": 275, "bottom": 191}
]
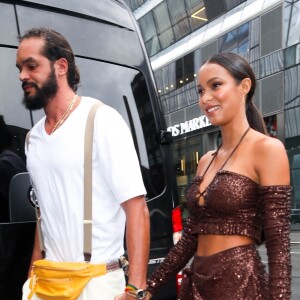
[
  {"left": 179, "top": 244, "right": 268, "bottom": 300},
  {"left": 147, "top": 173, "right": 292, "bottom": 299},
  {"left": 187, "top": 171, "right": 263, "bottom": 243},
  {"left": 147, "top": 216, "right": 198, "bottom": 295}
]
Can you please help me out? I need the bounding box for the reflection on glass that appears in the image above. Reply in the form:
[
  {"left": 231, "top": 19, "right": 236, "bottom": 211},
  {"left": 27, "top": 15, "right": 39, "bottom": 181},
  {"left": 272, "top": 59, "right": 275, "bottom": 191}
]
[
  {"left": 0, "top": 48, "right": 32, "bottom": 130},
  {"left": 168, "top": 0, "right": 190, "bottom": 40},
  {"left": 0, "top": 3, "right": 19, "bottom": 46},
  {"left": 168, "top": 0, "right": 188, "bottom": 25},
  {"left": 287, "top": 149, "right": 300, "bottom": 216},
  {"left": 17, "top": 5, "right": 140, "bottom": 64},
  {"left": 124, "top": 0, "right": 146, "bottom": 11},
  {"left": 158, "top": 29, "right": 175, "bottom": 49},
  {"left": 173, "top": 135, "right": 203, "bottom": 218},
  {"left": 218, "top": 22, "right": 249, "bottom": 56},
  {"left": 137, "top": 0, "right": 209, "bottom": 56},
  {"left": 153, "top": 2, "right": 172, "bottom": 34},
  {"left": 76, "top": 58, "right": 165, "bottom": 198},
  {"left": 284, "top": 43, "right": 300, "bottom": 68},
  {"left": 139, "top": 12, "right": 157, "bottom": 43},
  {"left": 145, "top": 36, "right": 161, "bottom": 57},
  {"left": 259, "top": 50, "right": 283, "bottom": 78},
  {"left": 284, "top": 1, "right": 300, "bottom": 47}
]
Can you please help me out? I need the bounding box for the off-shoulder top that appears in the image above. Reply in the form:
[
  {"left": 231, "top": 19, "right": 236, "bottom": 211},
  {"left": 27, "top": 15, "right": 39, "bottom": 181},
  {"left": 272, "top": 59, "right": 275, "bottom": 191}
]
[
  {"left": 187, "top": 171, "right": 263, "bottom": 243},
  {"left": 148, "top": 128, "right": 291, "bottom": 299}
]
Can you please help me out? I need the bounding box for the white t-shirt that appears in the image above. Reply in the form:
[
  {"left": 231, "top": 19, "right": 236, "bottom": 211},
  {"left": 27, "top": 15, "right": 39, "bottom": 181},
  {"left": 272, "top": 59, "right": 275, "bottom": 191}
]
[{"left": 26, "top": 97, "right": 146, "bottom": 263}]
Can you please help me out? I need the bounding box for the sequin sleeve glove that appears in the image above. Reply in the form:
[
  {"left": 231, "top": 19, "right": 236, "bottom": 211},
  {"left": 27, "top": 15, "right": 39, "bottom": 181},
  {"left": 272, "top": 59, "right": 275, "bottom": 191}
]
[
  {"left": 259, "top": 185, "right": 292, "bottom": 300},
  {"left": 147, "top": 215, "right": 198, "bottom": 296}
]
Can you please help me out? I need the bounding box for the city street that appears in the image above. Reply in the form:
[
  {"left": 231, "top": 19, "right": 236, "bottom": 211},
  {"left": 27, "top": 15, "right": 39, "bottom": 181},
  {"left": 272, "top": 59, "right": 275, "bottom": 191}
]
[{"left": 258, "top": 228, "right": 300, "bottom": 300}]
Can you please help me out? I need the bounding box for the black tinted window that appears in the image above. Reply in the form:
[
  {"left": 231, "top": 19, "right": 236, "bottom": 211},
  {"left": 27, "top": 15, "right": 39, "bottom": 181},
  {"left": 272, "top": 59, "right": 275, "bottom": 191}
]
[
  {"left": 0, "top": 3, "right": 19, "bottom": 45},
  {"left": 21, "top": 0, "right": 134, "bottom": 30},
  {"left": 77, "top": 58, "right": 165, "bottom": 198},
  {"left": 16, "top": 5, "right": 141, "bottom": 67}
]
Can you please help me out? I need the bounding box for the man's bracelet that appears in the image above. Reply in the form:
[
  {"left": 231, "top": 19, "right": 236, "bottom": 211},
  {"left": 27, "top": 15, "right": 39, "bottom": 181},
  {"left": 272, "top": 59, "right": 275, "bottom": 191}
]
[{"left": 125, "top": 284, "right": 147, "bottom": 299}]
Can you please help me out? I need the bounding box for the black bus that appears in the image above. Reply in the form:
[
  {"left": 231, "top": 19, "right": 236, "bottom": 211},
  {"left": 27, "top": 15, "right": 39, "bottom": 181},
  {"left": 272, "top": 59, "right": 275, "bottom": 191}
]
[{"left": 0, "top": 1, "right": 182, "bottom": 299}]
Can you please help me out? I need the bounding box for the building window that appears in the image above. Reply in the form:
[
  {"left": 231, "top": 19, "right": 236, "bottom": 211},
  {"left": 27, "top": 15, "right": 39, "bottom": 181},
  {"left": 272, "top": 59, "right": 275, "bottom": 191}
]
[
  {"left": 123, "top": 0, "right": 146, "bottom": 11},
  {"left": 139, "top": 13, "right": 161, "bottom": 57},
  {"left": 285, "top": 0, "right": 300, "bottom": 48},
  {"left": 218, "top": 22, "right": 249, "bottom": 56}
]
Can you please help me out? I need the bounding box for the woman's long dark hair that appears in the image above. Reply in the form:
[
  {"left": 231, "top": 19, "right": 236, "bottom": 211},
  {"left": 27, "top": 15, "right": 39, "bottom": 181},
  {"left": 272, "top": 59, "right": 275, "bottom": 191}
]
[{"left": 204, "top": 53, "right": 268, "bottom": 135}]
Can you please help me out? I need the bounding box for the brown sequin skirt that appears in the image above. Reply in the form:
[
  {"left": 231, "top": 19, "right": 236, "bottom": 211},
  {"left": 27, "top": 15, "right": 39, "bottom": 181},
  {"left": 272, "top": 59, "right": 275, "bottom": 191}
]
[{"left": 178, "top": 244, "right": 268, "bottom": 300}]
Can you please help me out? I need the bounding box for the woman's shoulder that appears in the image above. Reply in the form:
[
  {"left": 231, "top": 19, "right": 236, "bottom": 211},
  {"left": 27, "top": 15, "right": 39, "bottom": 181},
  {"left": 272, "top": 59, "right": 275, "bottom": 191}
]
[
  {"left": 252, "top": 131, "right": 286, "bottom": 157},
  {"left": 251, "top": 130, "right": 289, "bottom": 185},
  {"left": 196, "top": 150, "right": 216, "bottom": 176},
  {"left": 200, "top": 150, "right": 216, "bottom": 163}
]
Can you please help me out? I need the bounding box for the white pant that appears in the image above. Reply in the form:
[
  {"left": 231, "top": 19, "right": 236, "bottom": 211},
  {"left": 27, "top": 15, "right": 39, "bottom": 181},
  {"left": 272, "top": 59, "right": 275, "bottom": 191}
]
[{"left": 22, "top": 269, "right": 125, "bottom": 300}]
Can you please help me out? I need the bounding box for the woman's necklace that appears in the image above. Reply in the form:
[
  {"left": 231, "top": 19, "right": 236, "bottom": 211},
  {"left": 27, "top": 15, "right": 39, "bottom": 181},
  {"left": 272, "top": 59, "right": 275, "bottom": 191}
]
[{"left": 50, "top": 94, "right": 78, "bottom": 134}]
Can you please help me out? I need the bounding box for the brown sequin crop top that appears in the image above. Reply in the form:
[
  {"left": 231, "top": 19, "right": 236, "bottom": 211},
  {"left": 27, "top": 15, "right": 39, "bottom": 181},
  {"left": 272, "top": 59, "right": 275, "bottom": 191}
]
[{"left": 187, "top": 171, "right": 263, "bottom": 243}]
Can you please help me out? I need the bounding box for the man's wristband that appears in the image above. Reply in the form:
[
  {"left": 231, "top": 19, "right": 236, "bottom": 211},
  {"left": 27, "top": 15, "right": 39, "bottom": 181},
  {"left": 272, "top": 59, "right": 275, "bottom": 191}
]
[{"left": 125, "top": 284, "right": 147, "bottom": 299}]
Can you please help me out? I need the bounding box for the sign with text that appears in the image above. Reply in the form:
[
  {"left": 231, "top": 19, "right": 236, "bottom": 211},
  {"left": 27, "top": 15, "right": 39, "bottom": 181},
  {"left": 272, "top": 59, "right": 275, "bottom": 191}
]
[{"left": 167, "top": 115, "right": 211, "bottom": 136}]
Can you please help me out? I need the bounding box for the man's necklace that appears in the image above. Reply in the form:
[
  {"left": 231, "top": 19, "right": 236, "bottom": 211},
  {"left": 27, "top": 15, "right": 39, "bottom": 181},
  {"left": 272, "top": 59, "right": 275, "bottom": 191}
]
[{"left": 50, "top": 94, "right": 79, "bottom": 134}]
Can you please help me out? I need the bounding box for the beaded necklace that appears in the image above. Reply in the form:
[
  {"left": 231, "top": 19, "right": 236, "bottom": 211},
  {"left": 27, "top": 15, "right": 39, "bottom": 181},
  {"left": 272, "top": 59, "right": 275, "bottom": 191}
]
[{"left": 50, "top": 94, "right": 78, "bottom": 134}]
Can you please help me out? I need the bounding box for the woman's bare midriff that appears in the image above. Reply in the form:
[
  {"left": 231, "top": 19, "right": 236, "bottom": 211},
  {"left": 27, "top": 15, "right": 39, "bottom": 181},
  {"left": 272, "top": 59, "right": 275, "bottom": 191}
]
[{"left": 197, "top": 234, "right": 255, "bottom": 256}]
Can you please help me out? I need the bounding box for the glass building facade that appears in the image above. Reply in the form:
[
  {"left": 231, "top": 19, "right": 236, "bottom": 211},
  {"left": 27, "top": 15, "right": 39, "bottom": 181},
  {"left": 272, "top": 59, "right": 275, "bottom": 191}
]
[
  {"left": 129, "top": 0, "right": 300, "bottom": 218},
  {"left": 125, "top": 0, "right": 246, "bottom": 57}
]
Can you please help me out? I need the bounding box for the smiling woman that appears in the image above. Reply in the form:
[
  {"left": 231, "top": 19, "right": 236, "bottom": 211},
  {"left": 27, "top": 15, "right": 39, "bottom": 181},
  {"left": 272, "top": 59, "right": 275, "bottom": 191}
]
[
  {"left": 147, "top": 53, "right": 292, "bottom": 300},
  {"left": 197, "top": 53, "right": 267, "bottom": 133}
]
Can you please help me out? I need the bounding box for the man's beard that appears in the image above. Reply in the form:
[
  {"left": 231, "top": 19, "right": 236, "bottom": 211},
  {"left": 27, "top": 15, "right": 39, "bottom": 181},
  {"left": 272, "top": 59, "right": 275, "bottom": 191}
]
[{"left": 22, "top": 67, "right": 58, "bottom": 110}]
